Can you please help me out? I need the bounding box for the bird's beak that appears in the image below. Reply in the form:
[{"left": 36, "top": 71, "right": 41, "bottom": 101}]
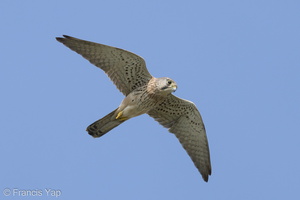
[{"left": 172, "top": 84, "right": 177, "bottom": 92}]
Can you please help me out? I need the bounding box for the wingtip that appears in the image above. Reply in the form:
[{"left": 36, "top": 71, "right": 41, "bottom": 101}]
[
  {"left": 55, "top": 37, "right": 62, "bottom": 42},
  {"left": 203, "top": 175, "right": 209, "bottom": 182},
  {"left": 62, "top": 35, "right": 71, "bottom": 38},
  {"left": 55, "top": 35, "right": 72, "bottom": 42},
  {"left": 201, "top": 166, "right": 212, "bottom": 182}
]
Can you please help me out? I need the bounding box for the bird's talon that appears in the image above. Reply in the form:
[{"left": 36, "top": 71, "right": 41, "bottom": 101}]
[{"left": 116, "top": 111, "right": 123, "bottom": 119}]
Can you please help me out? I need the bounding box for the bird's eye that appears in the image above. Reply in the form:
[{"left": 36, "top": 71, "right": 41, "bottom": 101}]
[{"left": 167, "top": 80, "right": 172, "bottom": 85}]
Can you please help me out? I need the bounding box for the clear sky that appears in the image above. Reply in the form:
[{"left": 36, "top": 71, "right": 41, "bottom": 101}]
[{"left": 1, "top": 0, "right": 300, "bottom": 199}]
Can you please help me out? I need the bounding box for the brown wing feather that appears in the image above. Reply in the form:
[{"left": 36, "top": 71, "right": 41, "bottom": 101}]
[
  {"left": 147, "top": 94, "right": 211, "bottom": 182},
  {"left": 56, "top": 35, "right": 153, "bottom": 95}
]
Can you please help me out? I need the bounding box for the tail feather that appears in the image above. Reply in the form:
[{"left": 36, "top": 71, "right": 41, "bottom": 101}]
[{"left": 86, "top": 109, "right": 125, "bottom": 138}]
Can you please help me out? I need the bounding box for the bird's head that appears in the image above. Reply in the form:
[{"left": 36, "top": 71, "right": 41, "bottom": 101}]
[{"left": 157, "top": 77, "right": 177, "bottom": 95}]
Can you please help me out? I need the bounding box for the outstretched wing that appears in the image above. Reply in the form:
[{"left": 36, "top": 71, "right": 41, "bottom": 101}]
[
  {"left": 56, "top": 35, "right": 153, "bottom": 96},
  {"left": 147, "top": 94, "right": 211, "bottom": 182}
]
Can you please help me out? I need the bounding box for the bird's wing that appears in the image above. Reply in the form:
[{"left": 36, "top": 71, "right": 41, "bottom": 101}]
[
  {"left": 147, "top": 94, "right": 211, "bottom": 182},
  {"left": 56, "top": 35, "right": 153, "bottom": 96}
]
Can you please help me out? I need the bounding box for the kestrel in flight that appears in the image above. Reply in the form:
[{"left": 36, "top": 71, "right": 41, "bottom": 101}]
[{"left": 56, "top": 35, "right": 212, "bottom": 182}]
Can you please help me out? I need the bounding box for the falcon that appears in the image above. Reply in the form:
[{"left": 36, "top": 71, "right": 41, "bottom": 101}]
[{"left": 56, "top": 35, "right": 212, "bottom": 182}]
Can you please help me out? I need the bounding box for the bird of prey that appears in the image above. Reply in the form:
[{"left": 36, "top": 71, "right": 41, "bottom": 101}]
[{"left": 56, "top": 35, "right": 212, "bottom": 182}]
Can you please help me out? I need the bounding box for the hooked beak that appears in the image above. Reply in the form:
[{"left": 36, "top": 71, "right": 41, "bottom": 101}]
[{"left": 172, "top": 84, "right": 177, "bottom": 92}]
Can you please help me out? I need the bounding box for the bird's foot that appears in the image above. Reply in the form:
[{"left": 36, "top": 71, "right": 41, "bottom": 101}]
[{"left": 116, "top": 111, "right": 128, "bottom": 121}]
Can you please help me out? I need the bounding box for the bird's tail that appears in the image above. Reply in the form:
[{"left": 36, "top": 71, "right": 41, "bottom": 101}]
[{"left": 86, "top": 108, "right": 125, "bottom": 138}]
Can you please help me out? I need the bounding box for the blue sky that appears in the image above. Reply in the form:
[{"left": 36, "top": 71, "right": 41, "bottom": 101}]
[{"left": 1, "top": 0, "right": 300, "bottom": 199}]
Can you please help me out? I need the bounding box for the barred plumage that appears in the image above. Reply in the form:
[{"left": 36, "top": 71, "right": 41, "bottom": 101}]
[{"left": 56, "top": 35, "right": 212, "bottom": 182}]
